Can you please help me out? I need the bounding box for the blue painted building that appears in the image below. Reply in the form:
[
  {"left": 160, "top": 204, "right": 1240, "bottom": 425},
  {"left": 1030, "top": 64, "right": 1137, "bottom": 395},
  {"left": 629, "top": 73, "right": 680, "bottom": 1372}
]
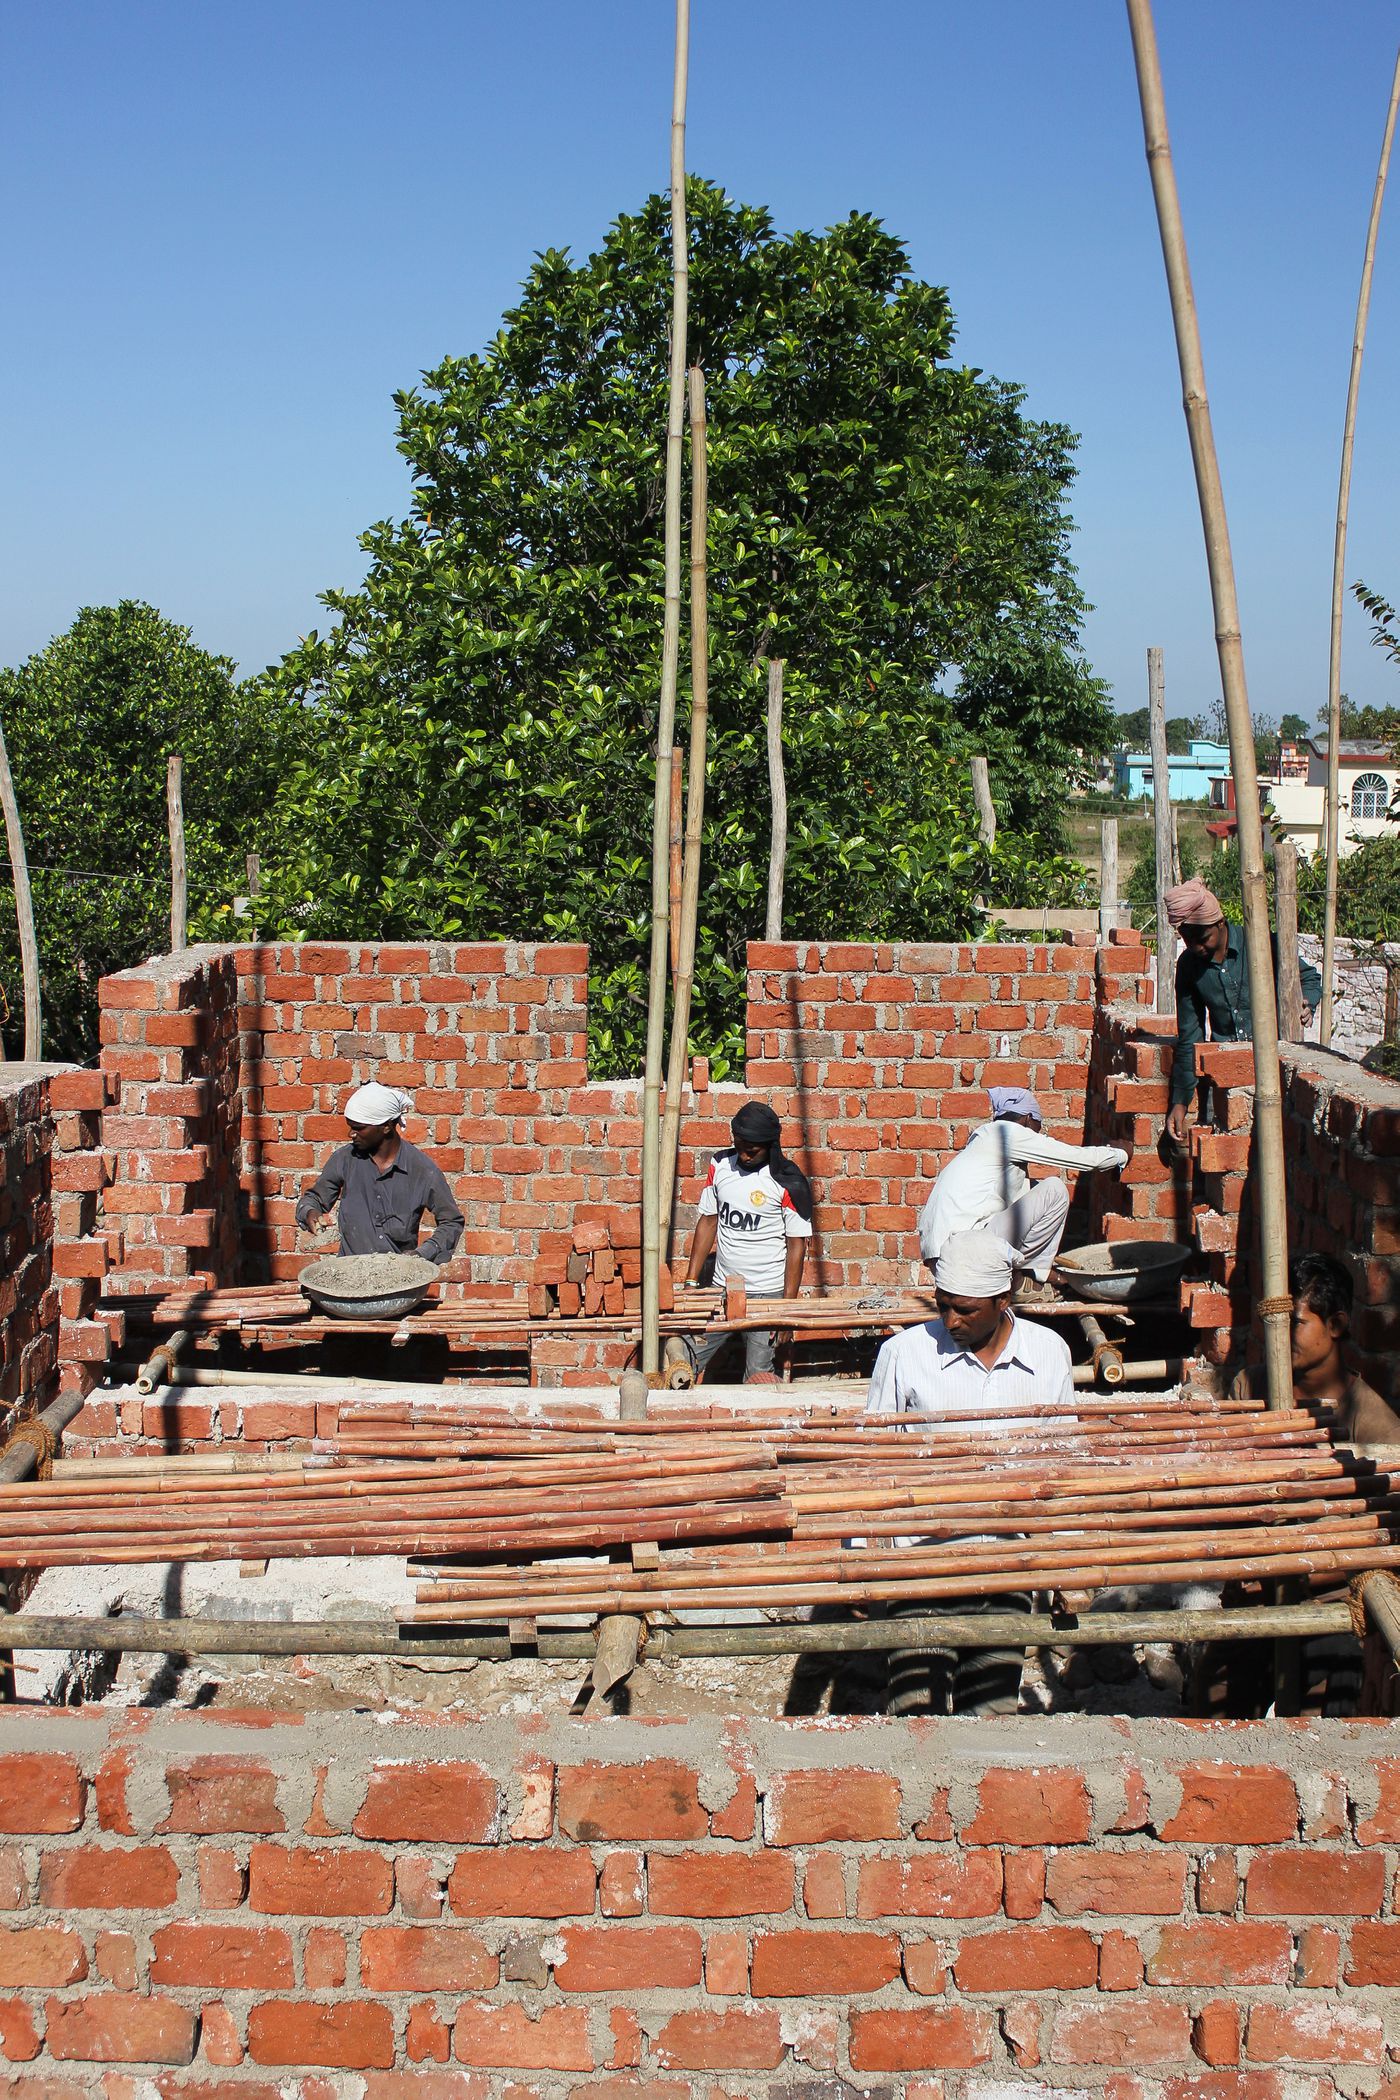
[{"left": 1112, "top": 738, "right": 1231, "bottom": 802}]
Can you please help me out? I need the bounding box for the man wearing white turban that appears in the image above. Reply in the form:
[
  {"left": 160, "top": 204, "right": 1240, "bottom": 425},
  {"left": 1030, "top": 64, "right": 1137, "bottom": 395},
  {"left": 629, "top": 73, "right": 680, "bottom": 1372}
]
[
  {"left": 864, "top": 1229, "right": 1074, "bottom": 1716},
  {"left": 295, "top": 1083, "right": 464, "bottom": 1265},
  {"left": 918, "top": 1088, "right": 1127, "bottom": 1302}
]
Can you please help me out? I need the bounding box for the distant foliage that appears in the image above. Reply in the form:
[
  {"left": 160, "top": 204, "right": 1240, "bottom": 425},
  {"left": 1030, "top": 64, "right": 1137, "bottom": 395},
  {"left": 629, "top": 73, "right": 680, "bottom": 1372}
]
[{"left": 1127, "top": 832, "right": 1400, "bottom": 945}]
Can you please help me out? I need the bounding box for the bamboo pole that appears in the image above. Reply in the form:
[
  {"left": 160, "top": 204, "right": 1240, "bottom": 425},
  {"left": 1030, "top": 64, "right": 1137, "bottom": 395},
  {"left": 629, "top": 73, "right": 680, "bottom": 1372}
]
[
  {"left": 660, "top": 366, "right": 711, "bottom": 1246},
  {"left": 0, "top": 712, "right": 40, "bottom": 1060},
  {"left": 1322, "top": 48, "right": 1400, "bottom": 1046},
  {"left": 1099, "top": 817, "right": 1119, "bottom": 945},
  {"left": 765, "top": 658, "right": 787, "bottom": 941},
  {"left": 167, "top": 754, "right": 187, "bottom": 953},
  {"left": 970, "top": 756, "right": 996, "bottom": 847},
  {"left": 1126, "top": 0, "right": 1292, "bottom": 1409},
  {"left": 1273, "top": 840, "right": 1304, "bottom": 1043},
  {"left": 668, "top": 749, "right": 683, "bottom": 986},
  {"left": 640, "top": 0, "right": 691, "bottom": 1377},
  {"left": 1148, "top": 647, "right": 1175, "bottom": 1013}
]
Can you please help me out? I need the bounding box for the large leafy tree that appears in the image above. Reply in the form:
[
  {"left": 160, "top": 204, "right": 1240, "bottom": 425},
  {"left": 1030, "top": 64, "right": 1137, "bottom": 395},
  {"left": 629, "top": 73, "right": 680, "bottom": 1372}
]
[
  {"left": 254, "top": 181, "right": 1110, "bottom": 1071},
  {"left": 0, "top": 602, "right": 306, "bottom": 1059}
]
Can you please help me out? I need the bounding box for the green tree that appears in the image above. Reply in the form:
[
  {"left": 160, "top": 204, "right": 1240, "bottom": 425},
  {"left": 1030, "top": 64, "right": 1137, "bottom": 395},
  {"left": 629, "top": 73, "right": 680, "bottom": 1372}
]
[
  {"left": 1114, "top": 707, "right": 1203, "bottom": 755},
  {"left": 253, "top": 181, "right": 1109, "bottom": 1073},
  {"left": 0, "top": 602, "right": 306, "bottom": 1059},
  {"left": 1278, "top": 711, "right": 1310, "bottom": 742}
]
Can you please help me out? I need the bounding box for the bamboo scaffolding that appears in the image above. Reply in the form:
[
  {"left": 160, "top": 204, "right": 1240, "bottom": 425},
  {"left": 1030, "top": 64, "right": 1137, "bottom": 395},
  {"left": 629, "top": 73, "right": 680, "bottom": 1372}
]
[
  {"left": 660, "top": 365, "right": 711, "bottom": 1246},
  {"left": 1322, "top": 46, "right": 1400, "bottom": 1045},
  {"left": 1126, "top": 0, "right": 1292, "bottom": 1407},
  {"left": 641, "top": 0, "right": 692, "bottom": 1376},
  {"left": 167, "top": 754, "right": 186, "bottom": 953},
  {"left": 0, "top": 709, "right": 40, "bottom": 1059}
]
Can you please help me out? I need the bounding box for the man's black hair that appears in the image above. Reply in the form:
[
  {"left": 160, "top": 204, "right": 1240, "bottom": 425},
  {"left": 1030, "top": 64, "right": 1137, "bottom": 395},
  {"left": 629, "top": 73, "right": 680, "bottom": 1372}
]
[{"left": 1291, "top": 1251, "right": 1353, "bottom": 1325}]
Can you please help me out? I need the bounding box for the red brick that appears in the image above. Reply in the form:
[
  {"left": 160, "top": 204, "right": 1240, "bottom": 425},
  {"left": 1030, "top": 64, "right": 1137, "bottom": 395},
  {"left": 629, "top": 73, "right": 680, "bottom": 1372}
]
[
  {"left": 1244, "top": 1849, "right": 1383, "bottom": 1915},
  {"left": 653, "top": 2010, "right": 785, "bottom": 2072},
  {"left": 554, "top": 1924, "right": 701, "bottom": 1992},
  {"left": 1046, "top": 1850, "right": 1187, "bottom": 1916},
  {"left": 1193, "top": 2000, "right": 1241, "bottom": 2068},
  {"left": 45, "top": 1994, "right": 198, "bottom": 2066},
  {"left": 0, "top": 1927, "right": 86, "bottom": 1987},
  {"left": 1148, "top": 1921, "right": 1292, "bottom": 1986},
  {"left": 749, "top": 1929, "right": 900, "bottom": 1997},
  {"left": 557, "top": 1760, "right": 705, "bottom": 1841},
  {"left": 353, "top": 1761, "right": 496, "bottom": 1842},
  {"left": 48, "top": 1071, "right": 107, "bottom": 1111},
  {"left": 1345, "top": 1920, "right": 1400, "bottom": 1984},
  {"left": 0, "top": 1754, "right": 85, "bottom": 1834},
  {"left": 766, "top": 1768, "right": 901, "bottom": 1843},
  {"left": 599, "top": 1850, "right": 644, "bottom": 1917},
  {"left": 93, "top": 1931, "right": 136, "bottom": 1989},
  {"left": 1162, "top": 1765, "right": 1298, "bottom": 1844},
  {"left": 1355, "top": 1758, "right": 1400, "bottom": 1842},
  {"left": 248, "top": 1843, "right": 393, "bottom": 1916},
  {"left": 405, "top": 2002, "right": 453, "bottom": 2067},
  {"left": 802, "top": 1853, "right": 846, "bottom": 1920},
  {"left": 360, "top": 1927, "right": 497, "bottom": 1992},
  {"left": 304, "top": 1925, "right": 346, "bottom": 1989},
  {"left": 40, "top": 1845, "right": 178, "bottom": 1910},
  {"left": 150, "top": 1923, "right": 294, "bottom": 1990},
  {"left": 198, "top": 1846, "right": 247, "bottom": 1909},
  {"left": 954, "top": 1925, "right": 1097, "bottom": 1992},
  {"left": 1246, "top": 2003, "right": 1384, "bottom": 2065},
  {"left": 1052, "top": 2002, "right": 1193, "bottom": 2065},
  {"left": 0, "top": 1998, "right": 40, "bottom": 2064},
  {"left": 848, "top": 2008, "right": 995, "bottom": 2072},
  {"left": 1002, "top": 1848, "right": 1046, "bottom": 1917},
  {"left": 647, "top": 1851, "right": 794, "bottom": 1917},
  {"left": 856, "top": 1850, "right": 1001, "bottom": 1918},
  {"left": 1196, "top": 1849, "right": 1240, "bottom": 1914},
  {"left": 159, "top": 1756, "right": 284, "bottom": 1834},
  {"left": 0, "top": 1852, "right": 25, "bottom": 1911},
  {"left": 453, "top": 2004, "right": 593, "bottom": 2072},
  {"left": 705, "top": 1932, "right": 748, "bottom": 1995},
  {"left": 963, "top": 1767, "right": 1091, "bottom": 1845},
  {"left": 449, "top": 1848, "right": 596, "bottom": 1918},
  {"left": 246, "top": 2000, "right": 396, "bottom": 2071}
]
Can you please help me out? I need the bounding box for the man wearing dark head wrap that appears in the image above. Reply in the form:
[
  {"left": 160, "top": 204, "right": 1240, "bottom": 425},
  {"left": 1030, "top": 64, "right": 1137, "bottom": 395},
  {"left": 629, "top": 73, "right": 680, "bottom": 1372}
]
[{"left": 681, "top": 1101, "right": 813, "bottom": 1383}]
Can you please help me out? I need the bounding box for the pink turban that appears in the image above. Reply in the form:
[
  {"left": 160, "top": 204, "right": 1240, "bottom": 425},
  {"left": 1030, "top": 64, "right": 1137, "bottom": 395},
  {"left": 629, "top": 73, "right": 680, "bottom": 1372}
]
[{"left": 1163, "top": 877, "right": 1224, "bottom": 929}]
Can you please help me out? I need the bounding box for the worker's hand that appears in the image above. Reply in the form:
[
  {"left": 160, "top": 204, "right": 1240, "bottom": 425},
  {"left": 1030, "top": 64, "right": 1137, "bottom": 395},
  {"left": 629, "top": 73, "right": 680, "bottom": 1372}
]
[
  {"left": 303, "top": 1210, "right": 334, "bottom": 1237},
  {"left": 1300, "top": 1004, "right": 1314, "bottom": 1028},
  {"left": 1165, "top": 1102, "right": 1188, "bottom": 1144},
  {"left": 1110, "top": 1148, "right": 1129, "bottom": 1171}
]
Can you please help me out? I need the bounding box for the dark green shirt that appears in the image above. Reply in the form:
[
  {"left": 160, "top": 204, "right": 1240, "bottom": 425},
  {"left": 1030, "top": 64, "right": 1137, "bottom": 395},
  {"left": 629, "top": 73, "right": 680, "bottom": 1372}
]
[{"left": 1170, "top": 922, "right": 1323, "bottom": 1108}]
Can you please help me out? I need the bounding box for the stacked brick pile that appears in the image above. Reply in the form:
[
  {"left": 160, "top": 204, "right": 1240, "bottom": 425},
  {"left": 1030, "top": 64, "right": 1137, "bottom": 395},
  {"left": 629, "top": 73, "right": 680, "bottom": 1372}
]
[{"left": 4, "top": 1708, "right": 1400, "bottom": 2091}]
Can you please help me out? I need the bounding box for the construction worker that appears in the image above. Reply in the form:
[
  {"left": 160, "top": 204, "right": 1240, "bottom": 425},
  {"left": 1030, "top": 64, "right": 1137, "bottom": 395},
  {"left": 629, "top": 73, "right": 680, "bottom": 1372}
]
[
  {"left": 681, "top": 1101, "right": 812, "bottom": 1383},
  {"left": 918, "top": 1087, "right": 1126, "bottom": 1302},
  {"left": 296, "top": 1082, "right": 464, "bottom": 1265}
]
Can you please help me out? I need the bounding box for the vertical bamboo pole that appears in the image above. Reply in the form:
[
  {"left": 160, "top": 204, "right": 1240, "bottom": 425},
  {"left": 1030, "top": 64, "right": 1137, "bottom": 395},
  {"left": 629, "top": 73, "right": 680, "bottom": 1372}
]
[
  {"left": 668, "top": 748, "right": 683, "bottom": 987},
  {"left": 1170, "top": 808, "right": 1181, "bottom": 886},
  {"left": 1321, "top": 49, "right": 1400, "bottom": 1047},
  {"left": 641, "top": 0, "right": 690, "bottom": 1376},
  {"left": 1273, "top": 840, "right": 1304, "bottom": 1043},
  {"left": 167, "top": 755, "right": 187, "bottom": 953},
  {"left": 1148, "top": 648, "right": 1175, "bottom": 1013},
  {"left": 0, "top": 716, "right": 40, "bottom": 1061},
  {"left": 1099, "top": 818, "right": 1119, "bottom": 945},
  {"left": 970, "top": 756, "right": 996, "bottom": 847},
  {"left": 764, "top": 658, "right": 787, "bottom": 942},
  {"left": 1126, "top": 0, "right": 1292, "bottom": 1409},
  {"left": 660, "top": 366, "right": 711, "bottom": 1247}
]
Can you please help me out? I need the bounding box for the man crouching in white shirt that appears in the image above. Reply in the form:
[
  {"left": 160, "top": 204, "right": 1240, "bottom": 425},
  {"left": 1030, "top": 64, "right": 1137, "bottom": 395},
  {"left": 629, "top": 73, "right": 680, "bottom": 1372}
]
[
  {"left": 918, "top": 1086, "right": 1127, "bottom": 1304},
  {"left": 865, "top": 1229, "right": 1074, "bottom": 1715}
]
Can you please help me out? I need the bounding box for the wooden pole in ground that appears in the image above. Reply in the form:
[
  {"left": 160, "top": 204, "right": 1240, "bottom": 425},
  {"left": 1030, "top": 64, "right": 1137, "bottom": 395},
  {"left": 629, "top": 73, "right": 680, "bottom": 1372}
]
[
  {"left": 970, "top": 756, "right": 996, "bottom": 848},
  {"left": 1273, "top": 840, "right": 1304, "bottom": 1043},
  {"left": 660, "top": 366, "right": 711, "bottom": 1247},
  {"left": 668, "top": 748, "right": 683, "bottom": 988},
  {"left": 167, "top": 755, "right": 187, "bottom": 953},
  {"left": 1148, "top": 648, "right": 1175, "bottom": 1013},
  {"left": 765, "top": 658, "right": 787, "bottom": 942},
  {"left": 1099, "top": 818, "right": 1119, "bottom": 945},
  {"left": 1322, "top": 48, "right": 1400, "bottom": 1047},
  {"left": 1170, "top": 807, "right": 1181, "bottom": 886},
  {"left": 0, "top": 714, "right": 40, "bottom": 1061},
  {"left": 1126, "top": 0, "right": 1292, "bottom": 1409},
  {"left": 640, "top": 0, "right": 691, "bottom": 1378}
]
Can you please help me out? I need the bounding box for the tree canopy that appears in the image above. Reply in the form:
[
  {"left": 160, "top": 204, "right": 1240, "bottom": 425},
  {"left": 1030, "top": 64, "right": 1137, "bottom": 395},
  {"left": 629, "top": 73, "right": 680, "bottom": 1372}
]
[
  {"left": 1114, "top": 706, "right": 1204, "bottom": 755},
  {"left": 247, "top": 180, "right": 1109, "bottom": 1073},
  {"left": 0, "top": 602, "right": 305, "bottom": 1059}
]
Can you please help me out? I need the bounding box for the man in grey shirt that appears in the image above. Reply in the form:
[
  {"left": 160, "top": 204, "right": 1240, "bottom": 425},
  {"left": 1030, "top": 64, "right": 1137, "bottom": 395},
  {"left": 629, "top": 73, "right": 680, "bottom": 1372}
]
[{"left": 295, "top": 1082, "right": 464, "bottom": 1266}]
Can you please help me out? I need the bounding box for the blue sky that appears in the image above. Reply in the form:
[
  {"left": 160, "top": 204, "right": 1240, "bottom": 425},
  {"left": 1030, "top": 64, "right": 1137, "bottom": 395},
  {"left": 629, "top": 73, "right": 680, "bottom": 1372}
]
[{"left": 4, "top": 1, "right": 1398, "bottom": 726}]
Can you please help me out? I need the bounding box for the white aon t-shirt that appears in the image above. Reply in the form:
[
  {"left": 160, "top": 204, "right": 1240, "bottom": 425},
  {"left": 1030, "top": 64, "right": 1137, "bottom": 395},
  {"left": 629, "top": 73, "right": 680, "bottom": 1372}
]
[{"left": 698, "top": 1150, "right": 812, "bottom": 1295}]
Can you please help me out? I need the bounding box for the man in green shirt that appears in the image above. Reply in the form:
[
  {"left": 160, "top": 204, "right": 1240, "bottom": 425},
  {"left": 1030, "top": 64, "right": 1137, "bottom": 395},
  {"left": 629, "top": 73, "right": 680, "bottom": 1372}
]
[{"left": 1163, "top": 877, "right": 1323, "bottom": 1143}]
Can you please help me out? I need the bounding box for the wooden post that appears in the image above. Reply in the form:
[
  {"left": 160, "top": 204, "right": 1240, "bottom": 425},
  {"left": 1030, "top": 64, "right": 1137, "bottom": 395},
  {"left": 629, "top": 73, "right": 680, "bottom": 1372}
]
[
  {"left": 245, "top": 852, "right": 260, "bottom": 945},
  {"left": 970, "top": 756, "right": 996, "bottom": 847},
  {"left": 1170, "top": 806, "right": 1182, "bottom": 886},
  {"left": 1127, "top": 0, "right": 1292, "bottom": 1411},
  {"left": 0, "top": 715, "right": 40, "bottom": 1061},
  {"left": 1148, "top": 648, "right": 1175, "bottom": 1012},
  {"left": 668, "top": 747, "right": 683, "bottom": 986},
  {"left": 1322, "top": 48, "right": 1400, "bottom": 1047},
  {"left": 660, "top": 366, "right": 711, "bottom": 1247},
  {"left": 1385, "top": 959, "right": 1400, "bottom": 1048},
  {"left": 1099, "top": 818, "right": 1118, "bottom": 945},
  {"left": 764, "top": 658, "right": 787, "bottom": 942},
  {"left": 167, "top": 755, "right": 187, "bottom": 953},
  {"left": 1273, "top": 840, "right": 1304, "bottom": 1043},
  {"left": 640, "top": 0, "right": 690, "bottom": 1377}
]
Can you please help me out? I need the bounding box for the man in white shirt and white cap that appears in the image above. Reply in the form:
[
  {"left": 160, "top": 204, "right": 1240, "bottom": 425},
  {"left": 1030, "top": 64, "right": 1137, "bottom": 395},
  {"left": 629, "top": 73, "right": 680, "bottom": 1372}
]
[
  {"left": 295, "top": 1082, "right": 464, "bottom": 1266},
  {"left": 865, "top": 1228, "right": 1073, "bottom": 1715},
  {"left": 918, "top": 1086, "right": 1127, "bottom": 1302}
]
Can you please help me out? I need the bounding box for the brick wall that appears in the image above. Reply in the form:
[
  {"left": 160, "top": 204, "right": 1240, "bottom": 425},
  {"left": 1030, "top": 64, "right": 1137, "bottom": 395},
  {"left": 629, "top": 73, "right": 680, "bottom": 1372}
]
[
  {"left": 1, "top": 1708, "right": 1398, "bottom": 2094},
  {"left": 97, "top": 935, "right": 1148, "bottom": 1306}
]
